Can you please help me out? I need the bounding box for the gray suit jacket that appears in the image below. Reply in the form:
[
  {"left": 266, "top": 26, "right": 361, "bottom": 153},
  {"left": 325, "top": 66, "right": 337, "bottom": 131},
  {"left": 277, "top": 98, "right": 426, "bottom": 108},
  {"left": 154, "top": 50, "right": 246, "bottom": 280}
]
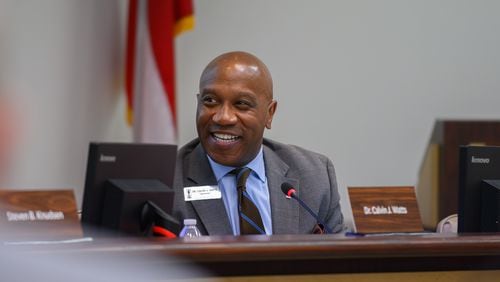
[{"left": 172, "top": 138, "right": 344, "bottom": 235}]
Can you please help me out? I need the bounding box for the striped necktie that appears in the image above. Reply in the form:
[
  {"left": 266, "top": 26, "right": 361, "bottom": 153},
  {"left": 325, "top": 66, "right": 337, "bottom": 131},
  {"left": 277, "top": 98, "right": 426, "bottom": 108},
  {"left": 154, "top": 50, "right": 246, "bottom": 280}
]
[{"left": 231, "top": 167, "right": 265, "bottom": 235}]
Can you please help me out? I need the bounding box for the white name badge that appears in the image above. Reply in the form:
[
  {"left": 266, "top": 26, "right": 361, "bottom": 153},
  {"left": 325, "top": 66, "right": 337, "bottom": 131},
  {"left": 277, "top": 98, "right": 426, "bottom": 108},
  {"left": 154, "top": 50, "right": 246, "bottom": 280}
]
[{"left": 184, "top": 185, "right": 221, "bottom": 201}]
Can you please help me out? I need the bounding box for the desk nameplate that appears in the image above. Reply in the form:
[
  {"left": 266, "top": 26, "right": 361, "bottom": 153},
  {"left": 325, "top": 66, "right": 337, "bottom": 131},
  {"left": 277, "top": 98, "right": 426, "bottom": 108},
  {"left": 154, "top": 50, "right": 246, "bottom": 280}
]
[
  {"left": 0, "top": 189, "right": 82, "bottom": 240},
  {"left": 349, "top": 186, "right": 424, "bottom": 233}
]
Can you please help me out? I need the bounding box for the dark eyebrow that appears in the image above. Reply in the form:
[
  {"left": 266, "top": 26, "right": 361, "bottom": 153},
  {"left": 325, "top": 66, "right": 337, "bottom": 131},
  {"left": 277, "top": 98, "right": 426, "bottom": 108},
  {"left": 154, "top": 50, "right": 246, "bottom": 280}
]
[
  {"left": 200, "top": 88, "right": 258, "bottom": 101},
  {"left": 236, "top": 91, "right": 257, "bottom": 100},
  {"left": 200, "top": 87, "right": 216, "bottom": 95}
]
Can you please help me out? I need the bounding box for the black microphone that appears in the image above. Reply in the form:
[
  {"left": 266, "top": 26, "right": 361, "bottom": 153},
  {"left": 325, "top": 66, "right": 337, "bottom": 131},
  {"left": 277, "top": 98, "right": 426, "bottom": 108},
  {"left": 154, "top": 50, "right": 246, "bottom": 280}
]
[{"left": 281, "top": 182, "right": 333, "bottom": 234}]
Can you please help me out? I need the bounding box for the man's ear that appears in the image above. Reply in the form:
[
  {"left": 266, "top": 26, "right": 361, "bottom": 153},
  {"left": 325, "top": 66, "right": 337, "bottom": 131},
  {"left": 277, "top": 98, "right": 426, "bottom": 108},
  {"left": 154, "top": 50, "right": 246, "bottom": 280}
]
[{"left": 265, "top": 100, "right": 277, "bottom": 129}]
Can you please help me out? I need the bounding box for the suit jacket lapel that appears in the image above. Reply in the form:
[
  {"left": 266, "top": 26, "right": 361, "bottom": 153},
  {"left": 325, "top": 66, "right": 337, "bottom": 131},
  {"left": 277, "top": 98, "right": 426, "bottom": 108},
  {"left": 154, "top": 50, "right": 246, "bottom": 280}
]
[
  {"left": 184, "top": 144, "right": 232, "bottom": 235},
  {"left": 263, "top": 146, "right": 300, "bottom": 234}
]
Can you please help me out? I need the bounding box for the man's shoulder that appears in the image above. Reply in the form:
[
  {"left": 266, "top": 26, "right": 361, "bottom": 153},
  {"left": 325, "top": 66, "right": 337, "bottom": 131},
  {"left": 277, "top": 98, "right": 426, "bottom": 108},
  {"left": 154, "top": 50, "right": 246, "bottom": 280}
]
[
  {"left": 177, "top": 138, "right": 202, "bottom": 158},
  {"left": 177, "top": 137, "right": 331, "bottom": 165},
  {"left": 262, "top": 138, "right": 330, "bottom": 165}
]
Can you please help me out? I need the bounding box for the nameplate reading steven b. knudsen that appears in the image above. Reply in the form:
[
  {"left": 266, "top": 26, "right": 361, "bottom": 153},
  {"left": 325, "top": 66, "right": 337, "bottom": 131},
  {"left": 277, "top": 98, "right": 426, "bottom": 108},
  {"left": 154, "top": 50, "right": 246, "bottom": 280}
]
[{"left": 0, "top": 189, "right": 82, "bottom": 241}]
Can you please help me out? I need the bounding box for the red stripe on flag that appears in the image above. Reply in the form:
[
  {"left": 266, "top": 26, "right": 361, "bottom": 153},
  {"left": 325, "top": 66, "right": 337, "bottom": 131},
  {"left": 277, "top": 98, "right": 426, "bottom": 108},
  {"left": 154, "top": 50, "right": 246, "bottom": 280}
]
[
  {"left": 174, "top": 0, "right": 194, "bottom": 22},
  {"left": 125, "top": 0, "right": 138, "bottom": 125},
  {"left": 148, "top": 0, "right": 177, "bottom": 126},
  {"left": 125, "top": 0, "right": 194, "bottom": 140}
]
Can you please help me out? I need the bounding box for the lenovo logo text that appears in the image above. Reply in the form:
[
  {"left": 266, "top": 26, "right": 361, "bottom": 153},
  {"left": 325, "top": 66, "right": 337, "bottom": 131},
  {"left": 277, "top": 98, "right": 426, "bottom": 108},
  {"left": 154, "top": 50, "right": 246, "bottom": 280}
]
[
  {"left": 471, "top": 156, "right": 490, "bottom": 164},
  {"left": 100, "top": 154, "right": 116, "bottom": 163}
]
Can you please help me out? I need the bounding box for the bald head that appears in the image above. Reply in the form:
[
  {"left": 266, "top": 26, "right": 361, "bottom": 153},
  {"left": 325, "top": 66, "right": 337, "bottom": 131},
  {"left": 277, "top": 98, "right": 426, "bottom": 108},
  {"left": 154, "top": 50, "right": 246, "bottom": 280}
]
[
  {"left": 196, "top": 51, "right": 278, "bottom": 166},
  {"left": 199, "top": 51, "right": 273, "bottom": 100}
]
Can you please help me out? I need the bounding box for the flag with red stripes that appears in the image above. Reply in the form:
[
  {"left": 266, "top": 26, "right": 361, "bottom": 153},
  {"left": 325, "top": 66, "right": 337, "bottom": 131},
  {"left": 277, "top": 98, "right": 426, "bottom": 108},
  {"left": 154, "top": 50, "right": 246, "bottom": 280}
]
[{"left": 125, "top": 0, "right": 194, "bottom": 144}]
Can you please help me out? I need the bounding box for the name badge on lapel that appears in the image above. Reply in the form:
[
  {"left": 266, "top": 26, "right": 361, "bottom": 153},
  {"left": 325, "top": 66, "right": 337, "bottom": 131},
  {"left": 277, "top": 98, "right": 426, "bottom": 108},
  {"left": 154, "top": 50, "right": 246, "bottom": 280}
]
[{"left": 184, "top": 185, "right": 221, "bottom": 201}]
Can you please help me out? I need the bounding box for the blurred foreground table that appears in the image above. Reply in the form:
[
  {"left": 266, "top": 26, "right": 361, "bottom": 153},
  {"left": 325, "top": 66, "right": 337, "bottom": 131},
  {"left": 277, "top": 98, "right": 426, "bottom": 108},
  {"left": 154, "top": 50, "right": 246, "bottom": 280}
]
[{"left": 10, "top": 233, "right": 500, "bottom": 278}]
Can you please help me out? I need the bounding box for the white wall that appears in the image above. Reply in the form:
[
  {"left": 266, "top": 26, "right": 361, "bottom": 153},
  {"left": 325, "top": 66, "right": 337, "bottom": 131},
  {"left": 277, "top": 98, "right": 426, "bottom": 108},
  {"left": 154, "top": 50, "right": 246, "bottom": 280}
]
[
  {"left": 1, "top": 0, "right": 131, "bottom": 201},
  {"left": 2, "top": 0, "right": 500, "bottom": 227}
]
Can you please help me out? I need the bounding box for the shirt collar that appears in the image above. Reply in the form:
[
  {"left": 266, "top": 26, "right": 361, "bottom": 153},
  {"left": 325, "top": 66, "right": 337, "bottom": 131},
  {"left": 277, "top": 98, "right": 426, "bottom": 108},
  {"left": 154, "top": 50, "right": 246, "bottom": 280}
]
[{"left": 207, "top": 146, "right": 266, "bottom": 183}]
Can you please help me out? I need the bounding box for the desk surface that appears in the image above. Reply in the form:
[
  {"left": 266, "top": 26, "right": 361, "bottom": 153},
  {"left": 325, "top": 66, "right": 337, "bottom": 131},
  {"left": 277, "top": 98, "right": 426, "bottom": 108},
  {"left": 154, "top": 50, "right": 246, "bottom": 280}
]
[{"left": 13, "top": 233, "right": 500, "bottom": 276}]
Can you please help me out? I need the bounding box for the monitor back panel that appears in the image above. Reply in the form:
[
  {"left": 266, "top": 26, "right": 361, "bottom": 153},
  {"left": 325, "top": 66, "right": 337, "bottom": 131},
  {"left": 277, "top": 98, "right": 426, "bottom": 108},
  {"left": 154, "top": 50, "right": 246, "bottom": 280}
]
[{"left": 81, "top": 143, "right": 177, "bottom": 226}]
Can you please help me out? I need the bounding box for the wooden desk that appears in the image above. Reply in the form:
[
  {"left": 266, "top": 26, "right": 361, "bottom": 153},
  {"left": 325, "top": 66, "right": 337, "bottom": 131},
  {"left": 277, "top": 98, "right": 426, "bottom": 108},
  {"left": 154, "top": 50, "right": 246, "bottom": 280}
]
[{"left": 15, "top": 233, "right": 500, "bottom": 277}]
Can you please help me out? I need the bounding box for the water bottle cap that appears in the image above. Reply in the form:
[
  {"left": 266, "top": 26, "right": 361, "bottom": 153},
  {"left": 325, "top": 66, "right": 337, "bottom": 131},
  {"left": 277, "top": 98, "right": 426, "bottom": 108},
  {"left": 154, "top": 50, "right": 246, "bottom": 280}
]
[{"left": 183, "top": 218, "right": 197, "bottom": 225}]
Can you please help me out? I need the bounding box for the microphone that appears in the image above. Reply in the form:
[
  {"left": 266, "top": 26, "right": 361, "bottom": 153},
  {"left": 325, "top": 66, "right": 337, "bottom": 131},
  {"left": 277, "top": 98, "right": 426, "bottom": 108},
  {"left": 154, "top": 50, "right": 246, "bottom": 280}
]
[{"left": 281, "top": 182, "right": 333, "bottom": 234}]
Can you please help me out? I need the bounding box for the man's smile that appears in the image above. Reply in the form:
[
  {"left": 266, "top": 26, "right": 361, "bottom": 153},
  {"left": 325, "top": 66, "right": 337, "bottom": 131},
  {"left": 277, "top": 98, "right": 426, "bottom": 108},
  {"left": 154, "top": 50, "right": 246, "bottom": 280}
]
[{"left": 211, "top": 133, "right": 241, "bottom": 144}]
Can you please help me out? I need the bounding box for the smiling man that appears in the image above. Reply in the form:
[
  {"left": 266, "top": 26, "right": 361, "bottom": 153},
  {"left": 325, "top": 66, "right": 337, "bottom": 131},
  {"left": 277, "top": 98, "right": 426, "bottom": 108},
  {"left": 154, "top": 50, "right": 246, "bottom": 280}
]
[{"left": 172, "top": 51, "right": 344, "bottom": 235}]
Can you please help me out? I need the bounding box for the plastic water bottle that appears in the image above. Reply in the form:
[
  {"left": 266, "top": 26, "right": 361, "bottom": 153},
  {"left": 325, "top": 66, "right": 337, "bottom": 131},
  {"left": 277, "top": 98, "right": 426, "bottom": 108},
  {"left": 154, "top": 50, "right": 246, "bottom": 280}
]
[{"left": 179, "top": 219, "right": 202, "bottom": 238}]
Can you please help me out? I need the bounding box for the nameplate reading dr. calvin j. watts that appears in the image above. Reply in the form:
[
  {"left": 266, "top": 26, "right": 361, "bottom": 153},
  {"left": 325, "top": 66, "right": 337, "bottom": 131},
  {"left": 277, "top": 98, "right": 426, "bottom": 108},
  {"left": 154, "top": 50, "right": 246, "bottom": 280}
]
[{"left": 348, "top": 186, "right": 423, "bottom": 233}]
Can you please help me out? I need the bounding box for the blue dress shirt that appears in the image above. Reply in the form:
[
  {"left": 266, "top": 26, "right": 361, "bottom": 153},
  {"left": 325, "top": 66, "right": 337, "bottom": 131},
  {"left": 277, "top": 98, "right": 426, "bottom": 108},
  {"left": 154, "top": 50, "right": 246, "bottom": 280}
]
[{"left": 207, "top": 147, "right": 272, "bottom": 235}]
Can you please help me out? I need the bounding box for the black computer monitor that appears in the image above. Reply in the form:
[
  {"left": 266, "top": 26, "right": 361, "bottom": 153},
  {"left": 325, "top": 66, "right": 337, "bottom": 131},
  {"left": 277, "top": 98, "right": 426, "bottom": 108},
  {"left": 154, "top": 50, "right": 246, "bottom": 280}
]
[
  {"left": 458, "top": 145, "right": 500, "bottom": 233},
  {"left": 81, "top": 142, "right": 178, "bottom": 235}
]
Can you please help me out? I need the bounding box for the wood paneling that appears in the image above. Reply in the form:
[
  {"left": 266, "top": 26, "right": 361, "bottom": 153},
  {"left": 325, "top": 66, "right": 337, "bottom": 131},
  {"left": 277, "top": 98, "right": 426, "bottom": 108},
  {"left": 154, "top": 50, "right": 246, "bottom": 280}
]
[{"left": 417, "top": 120, "right": 500, "bottom": 230}]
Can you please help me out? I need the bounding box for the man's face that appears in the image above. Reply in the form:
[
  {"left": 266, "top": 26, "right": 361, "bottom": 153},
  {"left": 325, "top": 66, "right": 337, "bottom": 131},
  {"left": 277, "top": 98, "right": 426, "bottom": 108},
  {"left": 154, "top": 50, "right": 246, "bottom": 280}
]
[{"left": 196, "top": 62, "right": 276, "bottom": 167}]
